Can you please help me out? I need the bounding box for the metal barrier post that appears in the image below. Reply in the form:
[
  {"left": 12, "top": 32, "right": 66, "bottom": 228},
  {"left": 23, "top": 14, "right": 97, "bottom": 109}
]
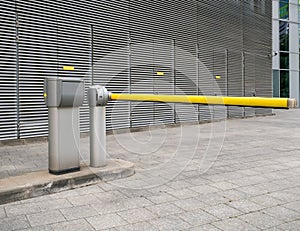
[
  {"left": 88, "top": 86, "right": 110, "bottom": 167},
  {"left": 44, "top": 77, "right": 85, "bottom": 174}
]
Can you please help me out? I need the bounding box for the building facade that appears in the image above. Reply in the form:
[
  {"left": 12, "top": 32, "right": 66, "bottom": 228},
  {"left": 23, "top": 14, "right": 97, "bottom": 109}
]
[
  {"left": 0, "top": 0, "right": 272, "bottom": 141},
  {"left": 272, "top": 0, "right": 299, "bottom": 101}
]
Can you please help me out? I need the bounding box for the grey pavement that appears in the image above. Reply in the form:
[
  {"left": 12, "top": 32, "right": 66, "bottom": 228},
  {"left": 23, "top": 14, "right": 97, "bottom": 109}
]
[{"left": 0, "top": 109, "right": 300, "bottom": 230}]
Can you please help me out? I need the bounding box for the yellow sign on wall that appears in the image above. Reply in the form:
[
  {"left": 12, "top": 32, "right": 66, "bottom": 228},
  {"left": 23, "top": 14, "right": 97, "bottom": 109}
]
[{"left": 63, "top": 66, "right": 75, "bottom": 71}]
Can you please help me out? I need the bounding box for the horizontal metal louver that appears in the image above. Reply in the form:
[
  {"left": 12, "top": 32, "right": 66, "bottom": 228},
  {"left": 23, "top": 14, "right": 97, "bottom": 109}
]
[
  {"left": 0, "top": 1, "right": 17, "bottom": 140},
  {"left": 17, "top": 0, "right": 58, "bottom": 138},
  {"left": 0, "top": 0, "right": 273, "bottom": 140},
  {"left": 244, "top": 53, "right": 256, "bottom": 117},
  {"left": 91, "top": 0, "right": 130, "bottom": 130}
]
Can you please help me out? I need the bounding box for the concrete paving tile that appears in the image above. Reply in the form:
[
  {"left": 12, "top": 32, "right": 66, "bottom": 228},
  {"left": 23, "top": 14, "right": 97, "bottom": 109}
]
[
  {"left": 27, "top": 210, "right": 66, "bottom": 227},
  {"left": 86, "top": 213, "right": 128, "bottom": 230},
  {"left": 92, "top": 197, "right": 153, "bottom": 215},
  {"left": 217, "top": 189, "right": 248, "bottom": 201},
  {"left": 148, "top": 214, "right": 191, "bottom": 231},
  {"left": 212, "top": 217, "right": 259, "bottom": 231},
  {"left": 0, "top": 206, "right": 6, "bottom": 218},
  {"left": 187, "top": 224, "right": 221, "bottom": 231},
  {"left": 177, "top": 209, "right": 219, "bottom": 226},
  {"left": 22, "top": 225, "right": 54, "bottom": 231},
  {"left": 146, "top": 192, "right": 177, "bottom": 204},
  {"left": 60, "top": 205, "right": 98, "bottom": 220},
  {"left": 38, "top": 198, "right": 73, "bottom": 211},
  {"left": 236, "top": 185, "right": 269, "bottom": 196},
  {"left": 209, "top": 181, "right": 239, "bottom": 190},
  {"left": 185, "top": 177, "right": 212, "bottom": 186},
  {"left": 67, "top": 194, "right": 100, "bottom": 206},
  {"left": 196, "top": 192, "right": 230, "bottom": 206},
  {"left": 238, "top": 211, "right": 284, "bottom": 229},
  {"left": 116, "top": 188, "right": 154, "bottom": 199},
  {"left": 228, "top": 199, "right": 264, "bottom": 213},
  {"left": 50, "top": 219, "right": 95, "bottom": 231},
  {"left": 172, "top": 198, "right": 207, "bottom": 211},
  {"left": 269, "top": 191, "right": 300, "bottom": 202},
  {"left": 5, "top": 202, "right": 41, "bottom": 217},
  {"left": 117, "top": 207, "right": 156, "bottom": 223},
  {"left": 94, "top": 190, "right": 128, "bottom": 202},
  {"left": 145, "top": 203, "right": 184, "bottom": 217},
  {"left": 190, "top": 185, "right": 220, "bottom": 194},
  {"left": 75, "top": 185, "right": 104, "bottom": 195},
  {"left": 166, "top": 179, "right": 194, "bottom": 190},
  {"left": 277, "top": 220, "right": 300, "bottom": 231},
  {"left": 91, "top": 200, "right": 126, "bottom": 215},
  {"left": 0, "top": 215, "right": 30, "bottom": 230},
  {"left": 262, "top": 206, "right": 300, "bottom": 222},
  {"left": 114, "top": 221, "right": 156, "bottom": 231},
  {"left": 282, "top": 200, "right": 300, "bottom": 213},
  {"left": 203, "top": 204, "right": 243, "bottom": 219},
  {"left": 121, "top": 197, "right": 154, "bottom": 209},
  {"left": 166, "top": 188, "right": 199, "bottom": 200},
  {"left": 249, "top": 194, "right": 285, "bottom": 208},
  {"left": 263, "top": 227, "right": 285, "bottom": 231},
  {"left": 146, "top": 185, "right": 173, "bottom": 194},
  {"left": 99, "top": 182, "right": 121, "bottom": 192},
  {"left": 50, "top": 189, "right": 80, "bottom": 199}
]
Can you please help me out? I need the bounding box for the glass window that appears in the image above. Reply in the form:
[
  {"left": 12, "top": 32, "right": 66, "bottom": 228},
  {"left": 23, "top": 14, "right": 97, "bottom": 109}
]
[
  {"left": 279, "top": 1, "right": 289, "bottom": 19},
  {"left": 280, "top": 71, "right": 289, "bottom": 97},
  {"left": 280, "top": 52, "right": 289, "bottom": 69},
  {"left": 273, "top": 70, "right": 280, "bottom": 97},
  {"left": 279, "top": 21, "right": 289, "bottom": 51},
  {"left": 299, "top": 26, "right": 300, "bottom": 53}
]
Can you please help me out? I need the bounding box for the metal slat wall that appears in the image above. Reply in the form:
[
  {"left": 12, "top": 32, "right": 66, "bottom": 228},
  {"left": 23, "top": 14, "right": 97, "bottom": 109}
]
[
  {"left": 0, "top": 0, "right": 273, "bottom": 141},
  {"left": 91, "top": 0, "right": 130, "bottom": 130},
  {"left": 153, "top": 41, "right": 174, "bottom": 126},
  {"left": 0, "top": 1, "right": 17, "bottom": 140},
  {"left": 212, "top": 50, "right": 227, "bottom": 121},
  {"left": 130, "top": 1, "right": 155, "bottom": 127},
  {"left": 197, "top": 0, "right": 243, "bottom": 121},
  {"left": 174, "top": 0, "right": 198, "bottom": 123},
  {"left": 244, "top": 52, "right": 256, "bottom": 117},
  {"left": 17, "top": 0, "right": 58, "bottom": 138},
  {"left": 254, "top": 0, "right": 273, "bottom": 116},
  {"left": 197, "top": 1, "right": 215, "bottom": 122},
  {"left": 150, "top": 1, "right": 175, "bottom": 126}
]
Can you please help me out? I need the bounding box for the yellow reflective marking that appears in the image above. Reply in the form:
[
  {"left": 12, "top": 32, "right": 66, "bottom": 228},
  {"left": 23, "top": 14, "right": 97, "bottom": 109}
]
[
  {"left": 215, "top": 75, "right": 221, "bottom": 79},
  {"left": 63, "top": 66, "right": 75, "bottom": 71},
  {"left": 157, "top": 72, "right": 165, "bottom": 76},
  {"left": 43, "top": 93, "right": 47, "bottom": 98}
]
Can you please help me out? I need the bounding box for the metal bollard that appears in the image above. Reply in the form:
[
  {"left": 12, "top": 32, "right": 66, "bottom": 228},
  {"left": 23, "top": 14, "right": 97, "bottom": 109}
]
[
  {"left": 87, "top": 86, "right": 110, "bottom": 167},
  {"left": 44, "top": 77, "right": 85, "bottom": 174}
]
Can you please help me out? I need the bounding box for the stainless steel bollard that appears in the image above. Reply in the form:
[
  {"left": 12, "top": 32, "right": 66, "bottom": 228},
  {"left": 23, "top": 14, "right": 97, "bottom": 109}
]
[
  {"left": 88, "top": 86, "right": 110, "bottom": 167},
  {"left": 44, "top": 77, "right": 84, "bottom": 174}
]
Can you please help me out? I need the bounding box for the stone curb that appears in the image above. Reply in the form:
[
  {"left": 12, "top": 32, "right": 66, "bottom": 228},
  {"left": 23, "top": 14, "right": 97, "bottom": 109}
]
[{"left": 0, "top": 159, "right": 134, "bottom": 205}]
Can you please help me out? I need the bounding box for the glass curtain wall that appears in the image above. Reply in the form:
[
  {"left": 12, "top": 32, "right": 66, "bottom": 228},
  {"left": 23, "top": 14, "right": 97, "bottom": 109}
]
[
  {"left": 273, "top": 0, "right": 300, "bottom": 99},
  {"left": 279, "top": 0, "right": 289, "bottom": 97}
]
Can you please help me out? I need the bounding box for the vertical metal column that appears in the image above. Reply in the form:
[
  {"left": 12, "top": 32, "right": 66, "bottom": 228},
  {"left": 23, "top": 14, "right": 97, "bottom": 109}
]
[
  {"left": 89, "top": 105, "right": 106, "bottom": 167},
  {"left": 88, "top": 86, "right": 110, "bottom": 167}
]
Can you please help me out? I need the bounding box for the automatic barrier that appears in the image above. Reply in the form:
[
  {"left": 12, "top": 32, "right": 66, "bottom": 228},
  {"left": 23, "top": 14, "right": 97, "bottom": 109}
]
[{"left": 44, "top": 82, "right": 296, "bottom": 175}]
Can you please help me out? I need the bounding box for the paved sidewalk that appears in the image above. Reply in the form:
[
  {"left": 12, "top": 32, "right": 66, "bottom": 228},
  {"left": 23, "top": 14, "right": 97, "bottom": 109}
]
[{"left": 0, "top": 109, "right": 300, "bottom": 230}]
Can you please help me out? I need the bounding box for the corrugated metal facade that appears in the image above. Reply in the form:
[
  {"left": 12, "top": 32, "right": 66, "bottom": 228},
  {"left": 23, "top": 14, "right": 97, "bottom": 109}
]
[{"left": 0, "top": 0, "right": 272, "bottom": 140}]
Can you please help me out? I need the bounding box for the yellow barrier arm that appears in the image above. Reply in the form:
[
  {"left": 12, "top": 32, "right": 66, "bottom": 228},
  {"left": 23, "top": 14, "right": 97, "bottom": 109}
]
[{"left": 110, "top": 93, "right": 297, "bottom": 109}]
